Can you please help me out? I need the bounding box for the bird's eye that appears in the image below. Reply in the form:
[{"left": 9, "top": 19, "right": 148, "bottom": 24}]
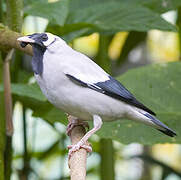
[{"left": 42, "top": 35, "right": 48, "bottom": 41}]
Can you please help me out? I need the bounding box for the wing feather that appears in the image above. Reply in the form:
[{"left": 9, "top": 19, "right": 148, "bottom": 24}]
[{"left": 66, "top": 74, "right": 156, "bottom": 116}]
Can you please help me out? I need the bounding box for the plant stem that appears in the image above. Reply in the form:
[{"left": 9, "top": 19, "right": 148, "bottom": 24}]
[
  {"left": 4, "top": 136, "right": 12, "bottom": 180},
  {"left": 3, "top": 49, "right": 14, "bottom": 180},
  {"left": 0, "top": 143, "right": 5, "bottom": 180},
  {"left": 95, "top": 35, "right": 113, "bottom": 73},
  {"left": 22, "top": 106, "right": 30, "bottom": 179},
  {"left": 100, "top": 139, "right": 115, "bottom": 180},
  {"left": 0, "top": 54, "right": 5, "bottom": 180},
  {"left": 0, "top": 0, "right": 3, "bottom": 22},
  {"left": 3, "top": 0, "right": 23, "bottom": 179},
  {"left": 5, "top": 0, "right": 23, "bottom": 134},
  {"left": 3, "top": 50, "right": 14, "bottom": 136},
  {"left": 6, "top": 0, "right": 23, "bottom": 32},
  {"left": 96, "top": 35, "right": 115, "bottom": 180},
  {"left": 140, "top": 146, "right": 152, "bottom": 180}
]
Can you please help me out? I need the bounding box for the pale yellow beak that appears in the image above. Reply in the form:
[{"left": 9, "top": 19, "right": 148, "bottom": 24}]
[{"left": 17, "top": 36, "right": 35, "bottom": 43}]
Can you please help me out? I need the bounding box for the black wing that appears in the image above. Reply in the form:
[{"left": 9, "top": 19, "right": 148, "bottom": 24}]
[{"left": 66, "top": 74, "right": 156, "bottom": 116}]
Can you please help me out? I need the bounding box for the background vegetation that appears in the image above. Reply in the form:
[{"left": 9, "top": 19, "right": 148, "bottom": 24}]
[{"left": 0, "top": 0, "right": 181, "bottom": 179}]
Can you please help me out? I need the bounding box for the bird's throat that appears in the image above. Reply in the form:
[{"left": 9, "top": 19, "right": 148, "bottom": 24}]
[{"left": 32, "top": 44, "right": 46, "bottom": 75}]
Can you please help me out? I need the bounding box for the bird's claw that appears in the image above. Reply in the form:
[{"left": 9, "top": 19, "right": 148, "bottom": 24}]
[{"left": 68, "top": 142, "right": 92, "bottom": 160}]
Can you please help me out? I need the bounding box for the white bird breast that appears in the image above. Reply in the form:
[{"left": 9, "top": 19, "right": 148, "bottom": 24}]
[{"left": 35, "top": 43, "right": 134, "bottom": 122}]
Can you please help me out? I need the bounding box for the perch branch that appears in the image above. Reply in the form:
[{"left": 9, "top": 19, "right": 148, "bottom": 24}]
[
  {"left": 0, "top": 24, "right": 32, "bottom": 55},
  {"left": 68, "top": 116, "right": 87, "bottom": 180}
]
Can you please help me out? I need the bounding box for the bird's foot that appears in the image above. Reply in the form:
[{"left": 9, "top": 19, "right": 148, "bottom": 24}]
[
  {"left": 68, "top": 142, "right": 92, "bottom": 160},
  {"left": 66, "top": 121, "right": 89, "bottom": 136}
]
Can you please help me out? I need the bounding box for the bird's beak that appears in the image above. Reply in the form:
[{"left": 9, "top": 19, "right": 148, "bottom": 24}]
[
  {"left": 17, "top": 36, "right": 35, "bottom": 48},
  {"left": 17, "top": 36, "right": 35, "bottom": 43}
]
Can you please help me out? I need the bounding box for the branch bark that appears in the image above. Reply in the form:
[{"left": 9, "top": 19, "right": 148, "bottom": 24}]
[
  {"left": 0, "top": 24, "right": 32, "bottom": 55},
  {"left": 68, "top": 116, "right": 87, "bottom": 180}
]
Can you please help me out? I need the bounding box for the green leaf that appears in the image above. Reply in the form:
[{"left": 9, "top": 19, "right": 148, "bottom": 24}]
[
  {"left": 24, "top": 0, "right": 69, "bottom": 26},
  {"left": 46, "top": 23, "right": 92, "bottom": 42},
  {"left": 46, "top": 0, "right": 178, "bottom": 41},
  {"left": 0, "top": 83, "right": 47, "bottom": 102},
  {"left": 67, "top": 0, "right": 177, "bottom": 32},
  {"left": 69, "top": 0, "right": 181, "bottom": 14},
  {"left": 97, "top": 62, "right": 181, "bottom": 144},
  {"left": 126, "top": 0, "right": 181, "bottom": 14}
]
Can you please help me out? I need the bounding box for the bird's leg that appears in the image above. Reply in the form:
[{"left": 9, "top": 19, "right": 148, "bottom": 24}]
[
  {"left": 66, "top": 115, "right": 89, "bottom": 136},
  {"left": 68, "top": 115, "right": 103, "bottom": 159}
]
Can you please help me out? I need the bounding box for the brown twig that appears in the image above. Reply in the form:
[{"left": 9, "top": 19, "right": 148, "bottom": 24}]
[
  {"left": 68, "top": 116, "right": 87, "bottom": 180},
  {"left": 3, "top": 49, "right": 14, "bottom": 136}
]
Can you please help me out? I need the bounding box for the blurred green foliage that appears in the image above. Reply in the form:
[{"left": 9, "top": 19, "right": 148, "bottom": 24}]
[{"left": 1, "top": 0, "right": 181, "bottom": 179}]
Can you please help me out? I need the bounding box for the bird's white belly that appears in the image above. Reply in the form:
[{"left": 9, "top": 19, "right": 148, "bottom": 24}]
[{"left": 35, "top": 72, "right": 131, "bottom": 122}]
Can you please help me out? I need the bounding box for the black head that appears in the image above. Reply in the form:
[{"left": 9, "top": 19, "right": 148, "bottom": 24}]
[
  {"left": 17, "top": 32, "right": 56, "bottom": 49},
  {"left": 17, "top": 33, "right": 56, "bottom": 75}
]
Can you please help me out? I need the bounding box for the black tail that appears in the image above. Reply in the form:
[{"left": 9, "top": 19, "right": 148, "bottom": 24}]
[
  {"left": 144, "top": 113, "right": 176, "bottom": 137},
  {"left": 158, "top": 129, "right": 176, "bottom": 137}
]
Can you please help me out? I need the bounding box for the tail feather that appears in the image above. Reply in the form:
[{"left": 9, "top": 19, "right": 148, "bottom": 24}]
[
  {"left": 144, "top": 113, "right": 176, "bottom": 137},
  {"left": 158, "top": 129, "right": 176, "bottom": 137}
]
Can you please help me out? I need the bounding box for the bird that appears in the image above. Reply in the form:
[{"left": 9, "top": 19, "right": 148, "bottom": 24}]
[{"left": 17, "top": 33, "right": 176, "bottom": 157}]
